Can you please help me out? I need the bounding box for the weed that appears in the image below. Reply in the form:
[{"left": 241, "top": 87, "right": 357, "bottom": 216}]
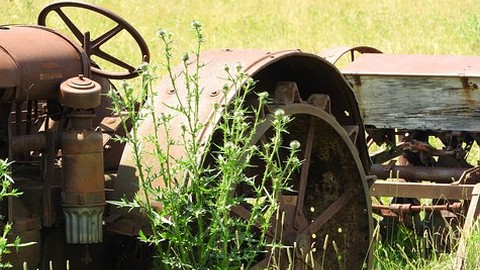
[
  {"left": 0, "top": 159, "right": 26, "bottom": 269},
  {"left": 110, "top": 21, "right": 301, "bottom": 269}
]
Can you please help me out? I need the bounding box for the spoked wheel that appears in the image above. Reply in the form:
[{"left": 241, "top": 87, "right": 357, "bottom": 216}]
[
  {"left": 38, "top": 0, "right": 150, "bottom": 79},
  {"left": 232, "top": 82, "right": 373, "bottom": 269}
]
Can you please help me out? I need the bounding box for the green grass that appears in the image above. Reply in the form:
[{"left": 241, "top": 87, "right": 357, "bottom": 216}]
[
  {"left": 4, "top": 0, "right": 480, "bottom": 58},
  {"left": 3, "top": 0, "right": 480, "bottom": 269}
]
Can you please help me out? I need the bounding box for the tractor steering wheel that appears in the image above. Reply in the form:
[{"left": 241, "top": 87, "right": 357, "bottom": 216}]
[{"left": 38, "top": 1, "right": 150, "bottom": 80}]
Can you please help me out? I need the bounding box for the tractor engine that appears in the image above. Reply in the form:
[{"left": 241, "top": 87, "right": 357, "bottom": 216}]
[
  {"left": 1, "top": 1, "right": 150, "bottom": 268},
  {"left": 1, "top": 25, "right": 105, "bottom": 243}
]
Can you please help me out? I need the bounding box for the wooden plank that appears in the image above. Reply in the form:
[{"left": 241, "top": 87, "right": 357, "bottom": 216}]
[
  {"left": 371, "top": 181, "right": 475, "bottom": 200},
  {"left": 455, "top": 183, "right": 480, "bottom": 270},
  {"left": 344, "top": 75, "right": 480, "bottom": 131}
]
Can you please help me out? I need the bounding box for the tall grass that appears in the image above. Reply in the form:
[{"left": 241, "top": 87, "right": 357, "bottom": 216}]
[
  {"left": 3, "top": 0, "right": 480, "bottom": 58},
  {"left": 108, "top": 22, "right": 302, "bottom": 269}
]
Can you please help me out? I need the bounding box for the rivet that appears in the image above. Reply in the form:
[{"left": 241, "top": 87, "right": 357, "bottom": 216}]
[{"left": 210, "top": 89, "right": 219, "bottom": 97}]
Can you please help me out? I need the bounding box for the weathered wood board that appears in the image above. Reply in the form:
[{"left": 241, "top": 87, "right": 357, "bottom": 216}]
[{"left": 342, "top": 54, "right": 480, "bottom": 132}]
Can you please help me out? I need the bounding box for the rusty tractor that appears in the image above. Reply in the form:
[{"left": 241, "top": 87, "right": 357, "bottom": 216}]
[
  {"left": 1, "top": 1, "right": 372, "bottom": 269},
  {"left": 1, "top": 1, "right": 479, "bottom": 269}
]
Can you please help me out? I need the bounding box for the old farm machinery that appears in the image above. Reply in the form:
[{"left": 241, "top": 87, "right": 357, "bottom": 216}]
[
  {"left": 2, "top": 0, "right": 480, "bottom": 269},
  {"left": 322, "top": 47, "right": 480, "bottom": 266},
  {"left": 1, "top": 1, "right": 372, "bottom": 269}
]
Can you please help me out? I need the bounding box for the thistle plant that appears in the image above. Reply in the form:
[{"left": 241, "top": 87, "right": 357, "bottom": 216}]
[
  {"left": 0, "top": 159, "right": 23, "bottom": 269},
  {"left": 110, "top": 21, "right": 301, "bottom": 269}
]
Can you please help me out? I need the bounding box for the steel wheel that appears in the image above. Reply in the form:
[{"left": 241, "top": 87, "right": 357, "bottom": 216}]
[{"left": 231, "top": 83, "right": 373, "bottom": 269}]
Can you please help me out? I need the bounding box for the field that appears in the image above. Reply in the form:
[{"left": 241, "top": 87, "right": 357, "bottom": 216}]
[
  {"left": 4, "top": 0, "right": 480, "bottom": 57},
  {"left": 3, "top": 0, "right": 480, "bottom": 269}
]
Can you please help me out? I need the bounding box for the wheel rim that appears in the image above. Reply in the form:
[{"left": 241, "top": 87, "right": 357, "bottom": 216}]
[{"left": 232, "top": 98, "right": 372, "bottom": 269}]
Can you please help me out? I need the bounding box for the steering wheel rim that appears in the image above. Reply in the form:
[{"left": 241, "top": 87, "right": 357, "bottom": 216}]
[{"left": 38, "top": 0, "right": 150, "bottom": 80}]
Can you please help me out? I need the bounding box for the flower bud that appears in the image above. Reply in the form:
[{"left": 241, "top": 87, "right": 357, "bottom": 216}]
[
  {"left": 274, "top": 109, "right": 285, "bottom": 118},
  {"left": 182, "top": 52, "right": 190, "bottom": 62},
  {"left": 290, "top": 140, "right": 301, "bottom": 150}
]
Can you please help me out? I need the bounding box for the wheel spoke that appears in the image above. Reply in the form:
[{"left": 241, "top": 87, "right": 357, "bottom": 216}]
[
  {"left": 294, "top": 117, "right": 316, "bottom": 226},
  {"left": 54, "top": 8, "right": 84, "bottom": 43},
  {"left": 301, "top": 186, "right": 353, "bottom": 236},
  {"left": 229, "top": 100, "right": 371, "bottom": 269},
  {"left": 230, "top": 205, "right": 276, "bottom": 238},
  {"left": 307, "top": 256, "right": 322, "bottom": 270},
  {"left": 293, "top": 257, "right": 306, "bottom": 269},
  {"left": 91, "top": 24, "right": 124, "bottom": 50},
  {"left": 294, "top": 255, "right": 322, "bottom": 270},
  {"left": 249, "top": 115, "right": 274, "bottom": 146},
  {"left": 93, "top": 49, "right": 136, "bottom": 71},
  {"left": 251, "top": 254, "right": 271, "bottom": 269}
]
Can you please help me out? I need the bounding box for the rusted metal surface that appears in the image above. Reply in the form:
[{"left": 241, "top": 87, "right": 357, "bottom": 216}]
[
  {"left": 373, "top": 202, "right": 463, "bottom": 224},
  {"left": 343, "top": 53, "right": 480, "bottom": 77},
  {"left": 319, "top": 45, "right": 382, "bottom": 65},
  {"left": 10, "top": 134, "right": 47, "bottom": 153},
  {"left": 370, "top": 163, "right": 467, "bottom": 183},
  {"left": 61, "top": 111, "right": 105, "bottom": 243},
  {"left": 59, "top": 75, "right": 101, "bottom": 109},
  {"left": 52, "top": 63, "right": 105, "bottom": 243},
  {"left": 0, "top": 1, "right": 151, "bottom": 265},
  {"left": 0, "top": 25, "right": 87, "bottom": 101},
  {"left": 457, "top": 166, "right": 480, "bottom": 184},
  {"left": 373, "top": 202, "right": 463, "bottom": 214},
  {"left": 112, "top": 49, "right": 372, "bottom": 269},
  {"left": 113, "top": 49, "right": 370, "bottom": 207},
  {"left": 0, "top": 42, "right": 19, "bottom": 88}
]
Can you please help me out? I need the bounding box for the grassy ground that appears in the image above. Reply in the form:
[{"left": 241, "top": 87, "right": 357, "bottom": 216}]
[
  {"left": 3, "top": 0, "right": 480, "bottom": 269},
  {"left": 4, "top": 0, "right": 480, "bottom": 58}
]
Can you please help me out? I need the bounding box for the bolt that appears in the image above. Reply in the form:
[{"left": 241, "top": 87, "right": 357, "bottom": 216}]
[
  {"left": 210, "top": 89, "right": 219, "bottom": 97},
  {"left": 106, "top": 117, "right": 116, "bottom": 124}
]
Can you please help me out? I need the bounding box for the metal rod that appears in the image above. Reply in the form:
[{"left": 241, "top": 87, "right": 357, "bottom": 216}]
[
  {"left": 372, "top": 202, "right": 463, "bottom": 213},
  {"left": 370, "top": 163, "right": 467, "bottom": 183}
]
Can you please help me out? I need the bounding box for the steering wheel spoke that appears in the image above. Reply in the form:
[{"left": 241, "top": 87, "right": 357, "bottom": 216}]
[
  {"left": 38, "top": 0, "right": 150, "bottom": 79},
  {"left": 53, "top": 7, "right": 85, "bottom": 44},
  {"left": 94, "top": 49, "right": 136, "bottom": 72},
  {"left": 91, "top": 24, "right": 124, "bottom": 50}
]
